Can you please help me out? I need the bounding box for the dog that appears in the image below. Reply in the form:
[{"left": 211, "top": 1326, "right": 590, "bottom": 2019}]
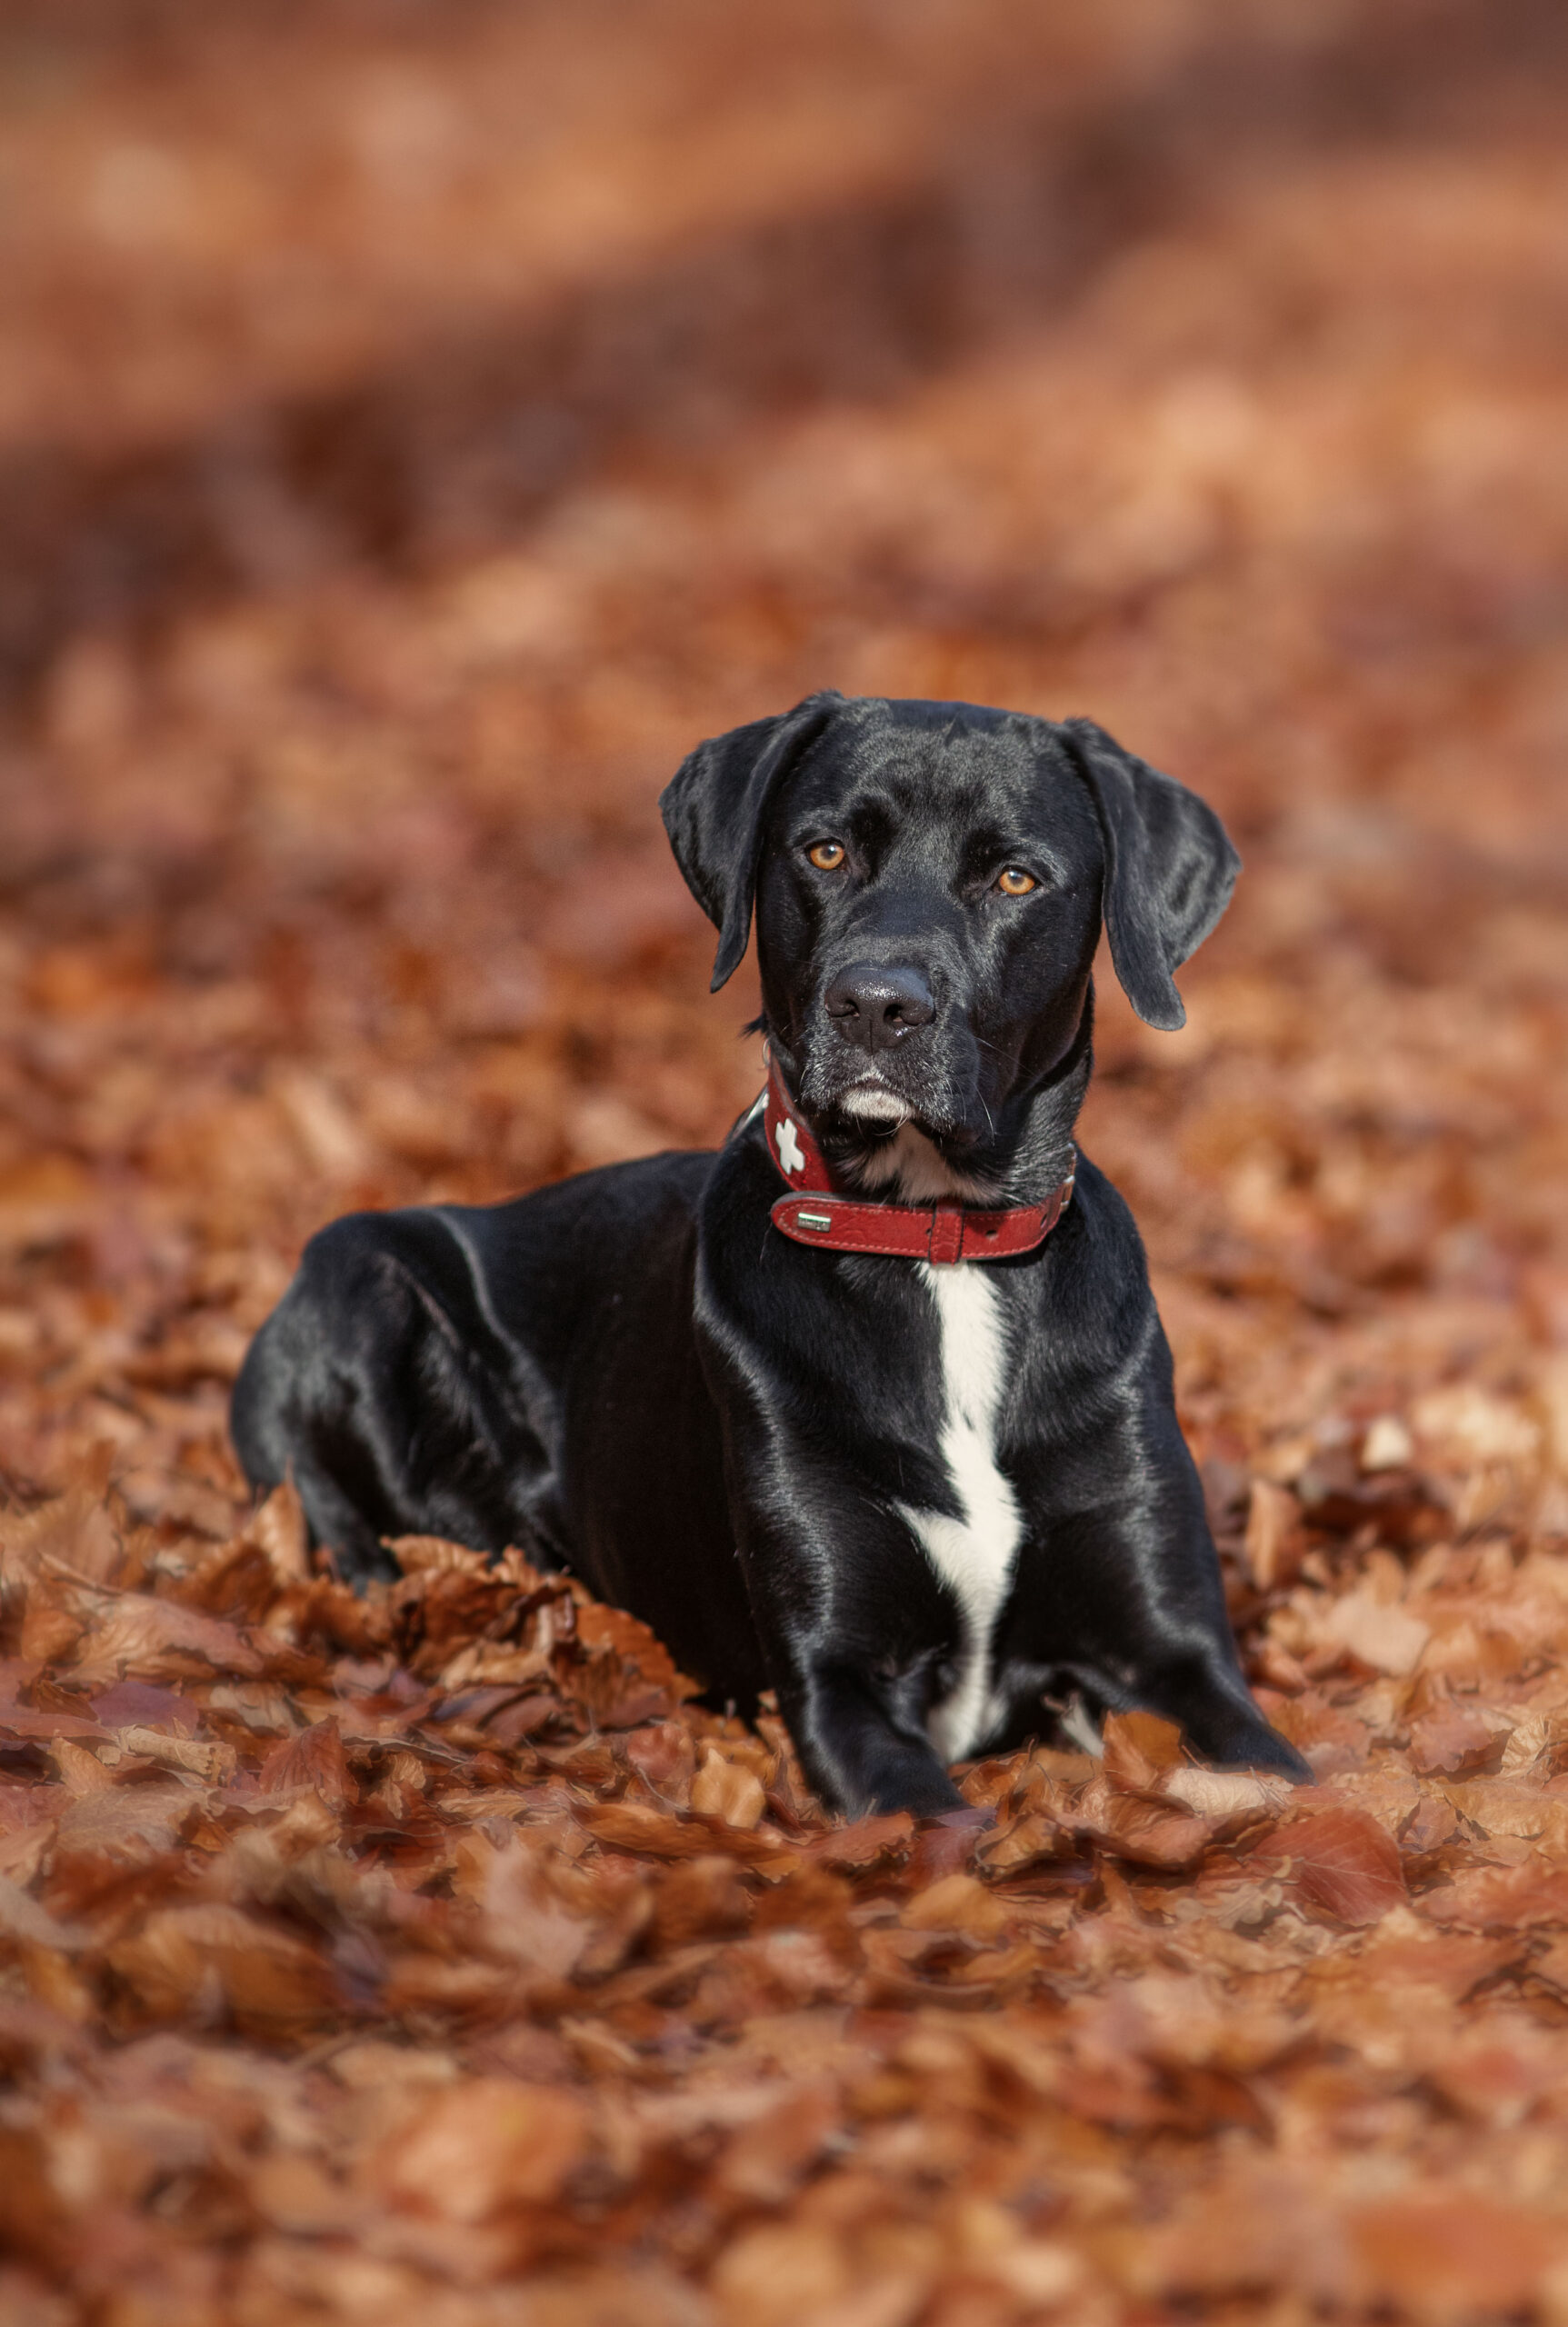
[{"left": 232, "top": 692, "right": 1309, "bottom": 1813}]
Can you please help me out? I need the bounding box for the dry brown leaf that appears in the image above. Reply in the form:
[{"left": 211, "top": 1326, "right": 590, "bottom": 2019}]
[
  {"left": 1349, "top": 2193, "right": 1564, "bottom": 2313},
  {"left": 574, "top": 1600, "right": 694, "bottom": 1707},
  {"left": 1338, "top": 1926, "right": 1523, "bottom": 2003},
  {"left": 0, "top": 1875, "right": 86, "bottom": 1953},
  {"left": 50, "top": 1737, "right": 112, "bottom": 1795},
  {"left": 974, "top": 1810, "right": 1068, "bottom": 1876},
  {"left": 1418, "top": 1862, "right": 1568, "bottom": 1932},
  {"left": 1071, "top": 1777, "right": 1215, "bottom": 1871},
  {"left": 1407, "top": 1693, "right": 1512, "bottom": 1776},
  {"left": 256, "top": 1718, "right": 357, "bottom": 1811},
  {"left": 107, "top": 1903, "right": 335, "bottom": 2033},
  {"left": 1320, "top": 1587, "right": 1431, "bottom": 1677},
  {"left": 805, "top": 1814, "right": 915, "bottom": 1873},
  {"left": 577, "top": 1798, "right": 797, "bottom": 1874},
  {"left": 0, "top": 1455, "right": 121, "bottom": 1591},
  {"left": 51, "top": 1782, "right": 195, "bottom": 1864},
  {"left": 115, "top": 1724, "right": 235, "bottom": 1781},
  {"left": 1251, "top": 1806, "right": 1407, "bottom": 1925},
  {"left": 710, "top": 2078, "right": 841, "bottom": 2204},
  {"left": 245, "top": 1480, "right": 311, "bottom": 1583},
  {"left": 690, "top": 1746, "right": 767, "bottom": 1830},
  {"left": 1442, "top": 1777, "right": 1568, "bottom": 1855},
  {"left": 1163, "top": 1766, "right": 1291, "bottom": 1819},
  {"left": 900, "top": 1873, "right": 1008, "bottom": 1941},
  {"left": 649, "top": 1855, "right": 754, "bottom": 1948},
  {"left": 385, "top": 1534, "right": 494, "bottom": 1577},
  {"left": 708, "top": 2222, "right": 861, "bottom": 2327},
  {"left": 472, "top": 1835, "right": 598, "bottom": 1980},
  {"left": 373, "top": 2079, "right": 589, "bottom": 2220},
  {"left": 1101, "top": 1709, "right": 1183, "bottom": 1791},
  {"left": 71, "top": 1593, "right": 269, "bottom": 1683},
  {"left": 1244, "top": 1477, "right": 1299, "bottom": 1591}
]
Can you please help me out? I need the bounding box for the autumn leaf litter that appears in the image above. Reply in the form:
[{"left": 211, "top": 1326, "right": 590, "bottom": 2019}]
[
  {"left": 5, "top": 4, "right": 1568, "bottom": 2322},
  {"left": 6, "top": 1404, "right": 1568, "bottom": 2323}
]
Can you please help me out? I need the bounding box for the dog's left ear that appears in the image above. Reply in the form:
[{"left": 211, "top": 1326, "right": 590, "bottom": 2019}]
[
  {"left": 661, "top": 691, "right": 844, "bottom": 991},
  {"left": 1058, "top": 718, "right": 1241, "bottom": 1032}
]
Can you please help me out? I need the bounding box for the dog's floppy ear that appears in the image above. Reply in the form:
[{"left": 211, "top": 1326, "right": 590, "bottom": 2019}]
[
  {"left": 1059, "top": 718, "right": 1240, "bottom": 1032},
  {"left": 660, "top": 691, "right": 844, "bottom": 991}
]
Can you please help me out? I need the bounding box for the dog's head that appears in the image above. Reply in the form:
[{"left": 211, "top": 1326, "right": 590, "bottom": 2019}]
[{"left": 661, "top": 692, "right": 1238, "bottom": 1173}]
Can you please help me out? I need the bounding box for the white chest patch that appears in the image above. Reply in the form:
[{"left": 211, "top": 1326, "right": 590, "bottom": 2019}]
[{"left": 897, "top": 1263, "right": 1023, "bottom": 1765}]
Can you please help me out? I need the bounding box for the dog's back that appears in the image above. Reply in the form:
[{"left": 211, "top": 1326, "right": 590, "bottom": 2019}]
[{"left": 232, "top": 1150, "right": 728, "bottom": 1601}]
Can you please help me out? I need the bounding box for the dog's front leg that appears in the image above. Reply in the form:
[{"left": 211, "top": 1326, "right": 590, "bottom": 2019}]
[
  {"left": 697, "top": 1228, "right": 973, "bottom": 1819},
  {"left": 717, "top": 1453, "right": 969, "bottom": 1819},
  {"left": 776, "top": 1655, "right": 966, "bottom": 1821}
]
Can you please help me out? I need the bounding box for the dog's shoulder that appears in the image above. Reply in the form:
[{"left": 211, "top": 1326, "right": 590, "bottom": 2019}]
[
  {"left": 693, "top": 1108, "right": 795, "bottom": 1296},
  {"left": 1003, "top": 1154, "right": 1178, "bottom": 1414},
  {"left": 1048, "top": 1152, "right": 1146, "bottom": 1268}
]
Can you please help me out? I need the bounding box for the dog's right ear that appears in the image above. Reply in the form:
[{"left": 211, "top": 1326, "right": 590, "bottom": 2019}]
[{"left": 660, "top": 692, "right": 844, "bottom": 991}]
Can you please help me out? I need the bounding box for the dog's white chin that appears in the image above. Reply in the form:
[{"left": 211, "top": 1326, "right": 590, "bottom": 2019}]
[{"left": 838, "top": 1087, "right": 913, "bottom": 1124}]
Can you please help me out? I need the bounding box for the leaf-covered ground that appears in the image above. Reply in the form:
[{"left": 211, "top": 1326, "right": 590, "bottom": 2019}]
[{"left": 2, "top": 4, "right": 1568, "bottom": 2321}]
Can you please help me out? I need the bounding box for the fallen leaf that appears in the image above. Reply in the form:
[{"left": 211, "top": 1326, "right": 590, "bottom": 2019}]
[
  {"left": 107, "top": 1903, "right": 335, "bottom": 2033},
  {"left": 901, "top": 1873, "right": 1009, "bottom": 1940},
  {"left": 0, "top": 1875, "right": 86, "bottom": 1953},
  {"left": 1244, "top": 1478, "right": 1299, "bottom": 1590},
  {"left": 1251, "top": 1807, "right": 1407, "bottom": 1924},
  {"left": 691, "top": 1746, "right": 767, "bottom": 1830},
  {"left": 1350, "top": 2193, "right": 1563, "bottom": 2312},
  {"left": 711, "top": 2078, "right": 840, "bottom": 2203},
  {"left": 374, "top": 2078, "right": 589, "bottom": 2219},
  {"left": 257, "top": 1718, "right": 357, "bottom": 1811},
  {"left": 1102, "top": 1710, "right": 1183, "bottom": 1790},
  {"left": 1418, "top": 1863, "right": 1568, "bottom": 1931},
  {"left": 1163, "top": 1766, "right": 1291, "bottom": 1820},
  {"left": 1407, "top": 1693, "right": 1511, "bottom": 1776},
  {"left": 71, "top": 1593, "right": 269, "bottom": 1683},
  {"left": 1320, "top": 1588, "right": 1430, "bottom": 1677},
  {"left": 1071, "top": 1777, "right": 1215, "bottom": 1871}
]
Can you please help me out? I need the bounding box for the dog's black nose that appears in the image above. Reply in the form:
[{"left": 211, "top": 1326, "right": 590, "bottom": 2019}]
[{"left": 823, "top": 964, "right": 936, "bottom": 1052}]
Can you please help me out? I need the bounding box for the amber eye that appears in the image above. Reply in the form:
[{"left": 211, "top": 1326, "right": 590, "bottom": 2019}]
[
  {"left": 807, "top": 840, "right": 846, "bottom": 871},
  {"left": 996, "top": 866, "right": 1037, "bottom": 896}
]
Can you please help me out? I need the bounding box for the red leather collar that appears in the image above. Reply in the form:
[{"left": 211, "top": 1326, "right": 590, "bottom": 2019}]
[{"left": 761, "top": 1056, "right": 1074, "bottom": 1265}]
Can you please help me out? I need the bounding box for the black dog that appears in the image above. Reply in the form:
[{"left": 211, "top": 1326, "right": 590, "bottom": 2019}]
[{"left": 232, "top": 693, "right": 1307, "bottom": 1813}]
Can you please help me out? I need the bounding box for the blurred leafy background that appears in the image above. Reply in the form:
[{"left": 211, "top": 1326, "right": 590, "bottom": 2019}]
[{"left": 3, "top": 0, "right": 1565, "bottom": 1518}]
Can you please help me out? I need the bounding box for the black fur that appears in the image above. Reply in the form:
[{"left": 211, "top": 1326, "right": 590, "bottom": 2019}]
[{"left": 233, "top": 694, "right": 1307, "bottom": 1813}]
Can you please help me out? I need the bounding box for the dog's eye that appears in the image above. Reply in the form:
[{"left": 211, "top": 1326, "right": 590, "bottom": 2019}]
[
  {"left": 806, "top": 841, "right": 846, "bottom": 871},
  {"left": 995, "top": 866, "right": 1037, "bottom": 896}
]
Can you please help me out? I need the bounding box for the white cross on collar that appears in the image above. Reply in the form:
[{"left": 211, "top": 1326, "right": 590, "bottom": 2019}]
[{"left": 774, "top": 1115, "right": 805, "bottom": 1176}]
